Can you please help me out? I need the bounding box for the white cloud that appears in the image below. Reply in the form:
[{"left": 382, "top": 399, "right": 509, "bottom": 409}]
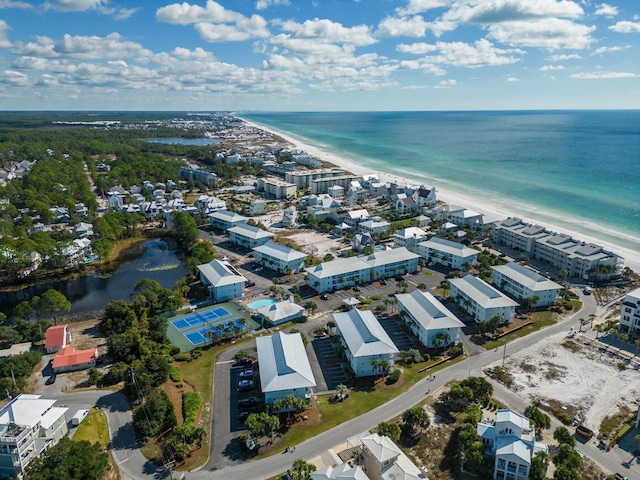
[
  {"left": 548, "top": 53, "right": 581, "bottom": 61},
  {"left": 1, "top": 70, "right": 29, "bottom": 85},
  {"left": 0, "top": 0, "right": 33, "bottom": 8},
  {"left": 539, "top": 64, "right": 565, "bottom": 70},
  {"left": 594, "top": 3, "right": 618, "bottom": 16},
  {"left": 609, "top": 21, "right": 640, "bottom": 33},
  {"left": 0, "top": 19, "right": 11, "bottom": 48},
  {"left": 377, "top": 15, "right": 430, "bottom": 37},
  {"left": 255, "top": 0, "right": 289, "bottom": 10},
  {"left": 570, "top": 71, "right": 636, "bottom": 79},
  {"left": 488, "top": 18, "right": 595, "bottom": 50},
  {"left": 50, "top": 0, "right": 105, "bottom": 11},
  {"left": 420, "top": 39, "right": 524, "bottom": 68},
  {"left": 592, "top": 45, "right": 630, "bottom": 55},
  {"left": 280, "top": 18, "right": 377, "bottom": 46},
  {"left": 113, "top": 7, "right": 139, "bottom": 20},
  {"left": 436, "top": 78, "right": 457, "bottom": 87},
  {"left": 397, "top": 0, "right": 451, "bottom": 16},
  {"left": 450, "top": 0, "right": 583, "bottom": 24},
  {"left": 506, "top": 76, "right": 519, "bottom": 82},
  {"left": 397, "top": 42, "right": 438, "bottom": 54}
]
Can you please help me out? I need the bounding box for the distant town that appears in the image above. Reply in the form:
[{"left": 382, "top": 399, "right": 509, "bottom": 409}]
[{"left": 0, "top": 111, "right": 637, "bottom": 480}]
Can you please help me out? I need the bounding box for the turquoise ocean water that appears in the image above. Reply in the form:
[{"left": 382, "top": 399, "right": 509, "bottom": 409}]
[{"left": 242, "top": 111, "right": 640, "bottom": 254}]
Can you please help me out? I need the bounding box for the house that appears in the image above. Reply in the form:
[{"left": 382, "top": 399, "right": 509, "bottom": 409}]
[
  {"left": 52, "top": 346, "right": 98, "bottom": 373},
  {"left": 311, "top": 463, "right": 368, "bottom": 480},
  {"left": 327, "top": 185, "right": 344, "bottom": 199},
  {"left": 344, "top": 209, "right": 370, "bottom": 228},
  {"left": 195, "top": 194, "right": 226, "bottom": 214},
  {"left": 281, "top": 206, "right": 297, "bottom": 227},
  {"left": 477, "top": 409, "right": 548, "bottom": 480},
  {"left": 0, "top": 394, "right": 68, "bottom": 478},
  {"left": 208, "top": 209, "right": 248, "bottom": 231},
  {"left": 396, "top": 290, "right": 464, "bottom": 349},
  {"left": 394, "top": 227, "right": 427, "bottom": 253},
  {"left": 257, "top": 177, "right": 297, "bottom": 199},
  {"left": 492, "top": 262, "right": 562, "bottom": 307},
  {"left": 45, "top": 325, "right": 71, "bottom": 353},
  {"left": 256, "top": 332, "right": 316, "bottom": 408},
  {"left": 394, "top": 193, "right": 419, "bottom": 213},
  {"left": 449, "top": 274, "right": 519, "bottom": 323},
  {"left": 74, "top": 221, "right": 93, "bottom": 238},
  {"left": 249, "top": 199, "right": 267, "bottom": 216},
  {"left": 413, "top": 186, "right": 437, "bottom": 209},
  {"left": 359, "top": 433, "right": 425, "bottom": 480},
  {"left": 359, "top": 218, "right": 390, "bottom": 236},
  {"left": 351, "top": 233, "right": 375, "bottom": 253},
  {"left": 74, "top": 203, "right": 88, "bottom": 217},
  {"left": 450, "top": 208, "right": 484, "bottom": 229},
  {"left": 227, "top": 223, "right": 274, "bottom": 249},
  {"left": 252, "top": 241, "right": 307, "bottom": 274},
  {"left": 254, "top": 298, "right": 305, "bottom": 326},
  {"left": 198, "top": 259, "right": 247, "bottom": 303},
  {"left": 108, "top": 192, "right": 123, "bottom": 209},
  {"left": 620, "top": 287, "right": 640, "bottom": 335},
  {"left": 418, "top": 237, "right": 478, "bottom": 270},
  {"left": 333, "top": 308, "right": 398, "bottom": 377}
]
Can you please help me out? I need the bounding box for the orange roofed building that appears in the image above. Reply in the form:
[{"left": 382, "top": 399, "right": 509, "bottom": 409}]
[
  {"left": 52, "top": 346, "right": 98, "bottom": 374},
  {"left": 44, "top": 325, "right": 71, "bottom": 354}
]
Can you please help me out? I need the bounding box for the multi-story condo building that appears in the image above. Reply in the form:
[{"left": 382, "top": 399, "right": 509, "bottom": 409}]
[
  {"left": 253, "top": 241, "right": 307, "bottom": 274},
  {"left": 197, "top": 259, "right": 247, "bottom": 303},
  {"left": 492, "top": 262, "right": 562, "bottom": 307},
  {"left": 449, "top": 274, "right": 518, "bottom": 323},
  {"left": 285, "top": 169, "right": 345, "bottom": 189},
  {"left": 311, "top": 175, "right": 360, "bottom": 194},
  {"left": 208, "top": 209, "right": 248, "bottom": 231},
  {"left": 257, "top": 177, "right": 297, "bottom": 199},
  {"left": 179, "top": 167, "right": 217, "bottom": 186},
  {"left": 227, "top": 223, "right": 274, "bottom": 249},
  {"left": 620, "top": 288, "right": 640, "bottom": 335},
  {"left": 419, "top": 237, "right": 478, "bottom": 270}
]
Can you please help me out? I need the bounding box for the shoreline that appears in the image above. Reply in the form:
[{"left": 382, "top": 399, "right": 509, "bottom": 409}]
[{"left": 239, "top": 116, "right": 640, "bottom": 273}]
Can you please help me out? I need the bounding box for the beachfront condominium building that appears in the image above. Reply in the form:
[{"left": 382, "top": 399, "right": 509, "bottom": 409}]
[
  {"left": 306, "top": 247, "right": 419, "bottom": 293},
  {"left": 333, "top": 308, "right": 399, "bottom": 377},
  {"left": 197, "top": 259, "right": 247, "bottom": 303},
  {"left": 492, "top": 218, "right": 624, "bottom": 280},
  {"left": 492, "top": 262, "right": 563, "bottom": 307},
  {"left": 396, "top": 290, "right": 465, "bottom": 349},
  {"left": 227, "top": 223, "right": 274, "bottom": 249},
  {"left": 620, "top": 287, "right": 640, "bottom": 335},
  {"left": 393, "top": 227, "right": 428, "bottom": 253},
  {"left": 208, "top": 209, "right": 248, "bottom": 231},
  {"left": 256, "top": 332, "right": 316, "bottom": 408},
  {"left": 311, "top": 175, "right": 360, "bottom": 194},
  {"left": 257, "top": 177, "right": 297, "bottom": 199},
  {"left": 477, "top": 409, "right": 548, "bottom": 480},
  {"left": 449, "top": 274, "right": 519, "bottom": 323},
  {"left": 0, "top": 394, "right": 68, "bottom": 478},
  {"left": 252, "top": 241, "right": 307, "bottom": 274},
  {"left": 284, "top": 168, "right": 345, "bottom": 189},
  {"left": 179, "top": 167, "right": 217, "bottom": 187},
  {"left": 418, "top": 237, "right": 478, "bottom": 270}
]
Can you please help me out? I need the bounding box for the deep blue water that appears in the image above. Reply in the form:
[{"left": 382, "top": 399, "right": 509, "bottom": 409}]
[{"left": 242, "top": 111, "right": 640, "bottom": 254}]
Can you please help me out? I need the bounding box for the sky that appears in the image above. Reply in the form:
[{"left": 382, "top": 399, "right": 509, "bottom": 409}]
[{"left": 0, "top": 0, "right": 638, "bottom": 111}]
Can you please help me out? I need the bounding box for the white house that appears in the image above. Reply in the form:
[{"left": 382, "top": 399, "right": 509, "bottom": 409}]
[
  {"left": 253, "top": 241, "right": 307, "bottom": 274},
  {"left": 74, "top": 221, "right": 93, "bottom": 238},
  {"left": 620, "top": 287, "right": 640, "bottom": 335},
  {"left": 393, "top": 227, "right": 427, "bottom": 254},
  {"left": 249, "top": 199, "right": 267, "bottom": 216},
  {"left": 198, "top": 259, "right": 247, "bottom": 303},
  {"left": 208, "top": 209, "right": 248, "bottom": 231},
  {"left": 477, "top": 409, "right": 548, "bottom": 480},
  {"left": 0, "top": 394, "right": 68, "bottom": 478},
  {"left": 449, "top": 274, "right": 519, "bottom": 323},
  {"left": 282, "top": 206, "right": 297, "bottom": 227},
  {"left": 227, "top": 223, "right": 274, "bottom": 249},
  {"left": 418, "top": 237, "right": 478, "bottom": 269},
  {"left": 255, "top": 298, "right": 306, "bottom": 327},
  {"left": 359, "top": 433, "right": 425, "bottom": 480},
  {"left": 345, "top": 209, "right": 370, "bottom": 228},
  {"left": 311, "top": 463, "right": 368, "bottom": 480},
  {"left": 492, "top": 262, "right": 562, "bottom": 307},
  {"left": 256, "top": 332, "right": 316, "bottom": 408},
  {"left": 359, "top": 218, "right": 390, "bottom": 236},
  {"left": 396, "top": 290, "right": 464, "bottom": 349},
  {"left": 333, "top": 308, "right": 398, "bottom": 377}
]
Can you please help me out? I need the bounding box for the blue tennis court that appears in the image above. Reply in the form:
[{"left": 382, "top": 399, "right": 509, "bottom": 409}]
[
  {"left": 172, "top": 307, "right": 231, "bottom": 331},
  {"left": 185, "top": 318, "right": 242, "bottom": 345}
]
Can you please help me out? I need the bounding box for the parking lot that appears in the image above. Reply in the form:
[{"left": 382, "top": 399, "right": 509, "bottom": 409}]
[
  {"left": 311, "top": 337, "right": 348, "bottom": 391},
  {"left": 377, "top": 313, "right": 417, "bottom": 352},
  {"left": 229, "top": 363, "right": 261, "bottom": 432}
]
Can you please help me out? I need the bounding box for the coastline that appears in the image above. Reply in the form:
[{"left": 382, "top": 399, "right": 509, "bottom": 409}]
[{"left": 239, "top": 117, "right": 640, "bottom": 273}]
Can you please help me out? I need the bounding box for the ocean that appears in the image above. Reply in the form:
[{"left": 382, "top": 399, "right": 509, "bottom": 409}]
[{"left": 242, "top": 111, "right": 640, "bottom": 255}]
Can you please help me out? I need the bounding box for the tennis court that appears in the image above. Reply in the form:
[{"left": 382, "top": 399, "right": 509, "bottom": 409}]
[
  {"left": 172, "top": 307, "right": 230, "bottom": 331},
  {"left": 184, "top": 318, "right": 243, "bottom": 345}
]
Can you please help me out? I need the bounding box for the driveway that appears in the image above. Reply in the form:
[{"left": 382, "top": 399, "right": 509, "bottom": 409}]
[
  {"left": 376, "top": 313, "right": 416, "bottom": 352},
  {"left": 310, "top": 337, "right": 348, "bottom": 391}
]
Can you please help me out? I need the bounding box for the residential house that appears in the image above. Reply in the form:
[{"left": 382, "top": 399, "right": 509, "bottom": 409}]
[
  {"left": 396, "top": 290, "right": 464, "bottom": 349},
  {"left": 413, "top": 186, "right": 437, "bottom": 209},
  {"left": 491, "top": 262, "right": 562, "bottom": 307},
  {"left": 208, "top": 209, "right": 248, "bottom": 231},
  {"left": 327, "top": 185, "right": 344, "bottom": 199},
  {"left": 252, "top": 241, "right": 307, "bottom": 274},
  {"left": 257, "top": 177, "right": 297, "bottom": 199},
  {"left": 254, "top": 298, "right": 306, "bottom": 327},
  {"left": 311, "top": 464, "right": 368, "bottom": 480},
  {"left": 394, "top": 193, "right": 419, "bottom": 213},
  {"left": 303, "top": 194, "right": 341, "bottom": 220},
  {"left": 394, "top": 227, "right": 427, "bottom": 254},
  {"left": 620, "top": 287, "right": 640, "bottom": 335},
  {"left": 0, "top": 343, "right": 31, "bottom": 359},
  {"left": 345, "top": 209, "right": 370, "bottom": 229},
  {"left": 49, "top": 206, "right": 70, "bottom": 223},
  {"left": 0, "top": 394, "right": 68, "bottom": 478},
  {"left": 74, "top": 222, "right": 93, "bottom": 238},
  {"left": 227, "top": 223, "right": 274, "bottom": 249},
  {"left": 449, "top": 274, "right": 519, "bottom": 323},
  {"left": 418, "top": 237, "right": 478, "bottom": 270},
  {"left": 281, "top": 206, "right": 297, "bottom": 227},
  {"left": 249, "top": 199, "right": 267, "bottom": 216},
  {"left": 351, "top": 233, "right": 375, "bottom": 253},
  {"left": 450, "top": 208, "right": 484, "bottom": 230},
  {"left": 359, "top": 218, "right": 390, "bottom": 236},
  {"left": 477, "top": 409, "right": 548, "bottom": 480},
  {"left": 108, "top": 192, "right": 123, "bottom": 209},
  {"left": 45, "top": 325, "right": 71, "bottom": 354},
  {"left": 256, "top": 332, "right": 316, "bottom": 408},
  {"left": 74, "top": 203, "right": 88, "bottom": 217},
  {"left": 333, "top": 308, "right": 398, "bottom": 377},
  {"left": 52, "top": 346, "right": 98, "bottom": 373},
  {"left": 198, "top": 259, "right": 247, "bottom": 303},
  {"left": 195, "top": 194, "right": 226, "bottom": 214},
  {"left": 358, "top": 433, "right": 425, "bottom": 480}
]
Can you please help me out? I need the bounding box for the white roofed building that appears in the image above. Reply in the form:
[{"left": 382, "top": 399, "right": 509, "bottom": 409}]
[
  {"left": 394, "top": 227, "right": 427, "bottom": 253},
  {"left": 364, "top": 247, "right": 420, "bottom": 282},
  {"left": 492, "top": 262, "right": 562, "bottom": 307},
  {"left": 255, "top": 298, "right": 305, "bottom": 327},
  {"left": 256, "top": 332, "right": 316, "bottom": 408},
  {"left": 333, "top": 309, "right": 398, "bottom": 377},
  {"left": 359, "top": 218, "right": 390, "bottom": 236},
  {"left": 620, "top": 287, "right": 640, "bottom": 335},
  {"left": 419, "top": 237, "right": 478, "bottom": 270},
  {"left": 253, "top": 241, "right": 307, "bottom": 274},
  {"left": 208, "top": 209, "right": 248, "bottom": 231},
  {"left": 449, "top": 274, "right": 518, "bottom": 323},
  {"left": 359, "top": 433, "right": 426, "bottom": 480},
  {"left": 396, "top": 290, "right": 464, "bottom": 349},
  {"left": 198, "top": 259, "right": 247, "bottom": 303},
  {"left": 311, "top": 463, "right": 368, "bottom": 480},
  {"left": 227, "top": 223, "right": 274, "bottom": 249}
]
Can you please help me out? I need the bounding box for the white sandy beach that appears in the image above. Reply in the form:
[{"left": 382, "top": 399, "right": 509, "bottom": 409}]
[{"left": 240, "top": 118, "right": 640, "bottom": 272}]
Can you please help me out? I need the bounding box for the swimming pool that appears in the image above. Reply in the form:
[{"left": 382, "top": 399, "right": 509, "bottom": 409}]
[{"left": 247, "top": 297, "right": 277, "bottom": 309}]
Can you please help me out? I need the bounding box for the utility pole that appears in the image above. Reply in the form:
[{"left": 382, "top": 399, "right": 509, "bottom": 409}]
[{"left": 502, "top": 344, "right": 507, "bottom": 368}]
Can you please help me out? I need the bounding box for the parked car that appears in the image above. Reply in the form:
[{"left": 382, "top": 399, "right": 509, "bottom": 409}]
[
  {"left": 320, "top": 294, "right": 329, "bottom": 300},
  {"left": 353, "top": 286, "right": 361, "bottom": 292},
  {"left": 239, "top": 369, "right": 253, "bottom": 379},
  {"left": 314, "top": 331, "right": 328, "bottom": 339},
  {"left": 233, "top": 357, "right": 253, "bottom": 367},
  {"left": 238, "top": 411, "right": 250, "bottom": 422},
  {"left": 255, "top": 267, "right": 264, "bottom": 272},
  {"left": 46, "top": 375, "right": 56, "bottom": 385},
  {"left": 238, "top": 380, "right": 254, "bottom": 390},
  {"left": 614, "top": 474, "right": 628, "bottom": 480},
  {"left": 379, "top": 279, "right": 387, "bottom": 285},
  {"left": 237, "top": 397, "right": 258, "bottom": 409}
]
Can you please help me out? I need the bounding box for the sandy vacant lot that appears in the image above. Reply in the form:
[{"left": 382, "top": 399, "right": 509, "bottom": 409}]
[
  {"left": 278, "top": 230, "right": 347, "bottom": 259},
  {"left": 493, "top": 330, "right": 640, "bottom": 433}
]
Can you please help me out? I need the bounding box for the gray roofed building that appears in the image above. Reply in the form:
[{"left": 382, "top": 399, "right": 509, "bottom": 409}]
[
  {"left": 197, "top": 259, "right": 246, "bottom": 303},
  {"left": 255, "top": 298, "right": 305, "bottom": 326},
  {"left": 418, "top": 237, "right": 478, "bottom": 270},
  {"left": 208, "top": 209, "right": 248, "bottom": 231},
  {"left": 227, "top": 223, "right": 274, "bottom": 248},
  {"left": 492, "top": 262, "right": 562, "bottom": 307},
  {"left": 253, "top": 241, "right": 308, "bottom": 274},
  {"left": 449, "top": 274, "right": 518, "bottom": 323}
]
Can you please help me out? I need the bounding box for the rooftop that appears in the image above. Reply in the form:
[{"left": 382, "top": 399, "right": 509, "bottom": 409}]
[
  {"left": 492, "top": 262, "right": 562, "bottom": 292},
  {"left": 333, "top": 309, "right": 398, "bottom": 358},
  {"left": 395, "top": 290, "right": 464, "bottom": 331},
  {"left": 449, "top": 274, "right": 519, "bottom": 309},
  {"left": 256, "top": 332, "right": 316, "bottom": 393}
]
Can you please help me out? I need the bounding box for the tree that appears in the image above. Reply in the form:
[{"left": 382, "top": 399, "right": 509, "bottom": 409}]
[
  {"left": 553, "top": 426, "right": 576, "bottom": 448},
  {"left": 553, "top": 465, "right": 580, "bottom": 480},
  {"left": 303, "top": 301, "right": 318, "bottom": 313},
  {"left": 172, "top": 211, "right": 199, "bottom": 250},
  {"left": 336, "top": 383, "right": 349, "bottom": 401},
  {"left": 291, "top": 459, "right": 316, "bottom": 480},
  {"left": 24, "top": 437, "right": 108, "bottom": 480},
  {"left": 0, "top": 326, "right": 22, "bottom": 349},
  {"left": 371, "top": 358, "right": 391, "bottom": 377},
  {"left": 377, "top": 421, "right": 401, "bottom": 442},
  {"left": 38, "top": 289, "right": 71, "bottom": 324},
  {"left": 553, "top": 444, "right": 581, "bottom": 469},
  {"left": 530, "top": 451, "right": 549, "bottom": 480},
  {"left": 525, "top": 404, "right": 551, "bottom": 434},
  {"left": 402, "top": 406, "right": 431, "bottom": 437}
]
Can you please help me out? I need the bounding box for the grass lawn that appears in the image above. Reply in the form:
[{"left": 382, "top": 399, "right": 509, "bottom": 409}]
[
  {"left": 485, "top": 311, "right": 557, "bottom": 350},
  {"left": 73, "top": 408, "right": 110, "bottom": 446}
]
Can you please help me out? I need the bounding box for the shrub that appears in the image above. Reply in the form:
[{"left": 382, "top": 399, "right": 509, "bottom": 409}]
[
  {"left": 182, "top": 391, "right": 202, "bottom": 424},
  {"left": 387, "top": 369, "right": 401, "bottom": 384},
  {"left": 173, "top": 353, "right": 190, "bottom": 362},
  {"left": 169, "top": 366, "right": 183, "bottom": 382},
  {"left": 191, "top": 348, "right": 203, "bottom": 359}
]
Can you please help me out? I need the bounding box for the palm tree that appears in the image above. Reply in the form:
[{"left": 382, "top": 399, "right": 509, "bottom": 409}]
[
  {"left": 351, "top": 448, "right": 363, "bottom": 466},
  {"left": 336, "top": 383, "right": 349, "bottom": 401},
  {"left": 402, "top": 406, "right": 431, "bottom": 437}
]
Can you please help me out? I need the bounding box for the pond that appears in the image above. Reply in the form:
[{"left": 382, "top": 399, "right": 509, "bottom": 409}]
[
  {"left": 2, "top": 239, "right": 187, "bottom": 317},
  {"left": 144, "top": 138, "right": 223, "bottom": 146}
]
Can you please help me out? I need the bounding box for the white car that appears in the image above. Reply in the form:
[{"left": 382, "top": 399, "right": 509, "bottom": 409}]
[{"left": 239, "top": 369, "right": 253, "bottom": 379}]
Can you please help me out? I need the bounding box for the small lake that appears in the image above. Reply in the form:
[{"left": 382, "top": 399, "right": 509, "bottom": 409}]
[
  {"left": 2, "top": 239, "right": 187, "bottom": 317},
  {"left": 145, "top": 138, "right": 223, "bottom": 146}
]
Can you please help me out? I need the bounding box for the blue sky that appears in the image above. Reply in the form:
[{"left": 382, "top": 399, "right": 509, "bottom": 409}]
[{"left": 0, "top": 0, "right": 638, "bottom": 111}]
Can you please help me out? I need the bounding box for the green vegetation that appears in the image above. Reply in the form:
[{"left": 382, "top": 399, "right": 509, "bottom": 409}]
[
  {"left": 23, "top": 437, "right": 108, "bottom": 480},
  {"left": 376, "top": 421, "right": 401, "bottom": 442},
  {"left": 182, "top": 391, "right": 202, "bottom": 424},
  {"left": 73, "top": 408, "right": 110, "bottom": 446},
  {"left": 484, "top": 310, "right": 557, "bottom": 350}
]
